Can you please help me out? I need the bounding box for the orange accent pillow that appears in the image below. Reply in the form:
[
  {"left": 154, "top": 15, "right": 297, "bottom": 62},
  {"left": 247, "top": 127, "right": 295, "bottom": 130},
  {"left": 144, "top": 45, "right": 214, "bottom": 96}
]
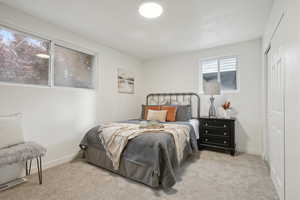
[
  {"left": 144, "top": 106, "right": 161, "bottom": 120},
  {"left": 161, "top": 106, "right": 177, "bottom": 122}
]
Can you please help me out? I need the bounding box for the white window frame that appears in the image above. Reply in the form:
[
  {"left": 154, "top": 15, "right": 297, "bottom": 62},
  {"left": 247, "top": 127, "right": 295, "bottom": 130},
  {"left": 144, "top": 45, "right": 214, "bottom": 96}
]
[
  {"left": 50, "top": 41, "right": 98, "bottom": 91},
  {"left": 0, "top": 24, "right": 52, "bottom": 88},
  {"left": 0, "top": 23, "right": 98, "bottom": 91},
  {"left": 200, "top": 56, "right": 239, "bottom": 94}
]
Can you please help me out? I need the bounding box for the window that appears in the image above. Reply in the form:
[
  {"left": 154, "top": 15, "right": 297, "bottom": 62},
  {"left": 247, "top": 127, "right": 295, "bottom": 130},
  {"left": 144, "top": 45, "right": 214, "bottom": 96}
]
[
  {"left": 54, "top": 45, "right": 94, "bottom": 89},
  {"left": 201, "top": 57, "right": 238, "bottom": 92},
  {"left": 0, "top": 27, "right": 50, "bottom": 85},
  {"left": 0, "top": 25, "right": 95, "bottom": 89}
]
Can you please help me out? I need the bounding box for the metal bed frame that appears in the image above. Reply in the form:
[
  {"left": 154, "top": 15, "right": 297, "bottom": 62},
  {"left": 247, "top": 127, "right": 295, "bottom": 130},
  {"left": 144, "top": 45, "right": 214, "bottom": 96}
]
[{"left": 146, "top": 92, "right": 200, "bottom": 118}]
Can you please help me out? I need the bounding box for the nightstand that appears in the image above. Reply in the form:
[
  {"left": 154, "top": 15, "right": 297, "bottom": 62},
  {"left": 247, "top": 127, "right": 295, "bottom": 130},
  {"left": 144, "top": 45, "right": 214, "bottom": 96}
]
[{"left": 198, "top": 117, "right": 236, "bottom": 156}]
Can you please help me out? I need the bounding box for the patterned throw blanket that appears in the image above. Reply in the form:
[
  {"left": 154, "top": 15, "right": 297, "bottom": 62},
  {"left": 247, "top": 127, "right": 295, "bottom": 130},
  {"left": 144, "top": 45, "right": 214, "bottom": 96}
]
[{"left": 98, "top": 123, "right": 190, "bottom": 170}]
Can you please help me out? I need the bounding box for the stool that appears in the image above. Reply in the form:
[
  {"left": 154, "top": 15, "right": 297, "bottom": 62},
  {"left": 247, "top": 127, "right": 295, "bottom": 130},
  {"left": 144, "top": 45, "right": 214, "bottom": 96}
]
[{"left": 0, "top": 142, "right": 46, "bottom": 185}]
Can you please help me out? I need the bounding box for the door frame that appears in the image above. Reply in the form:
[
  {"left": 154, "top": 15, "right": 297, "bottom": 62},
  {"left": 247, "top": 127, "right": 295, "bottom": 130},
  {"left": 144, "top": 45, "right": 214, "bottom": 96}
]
[
  {"left": 263, "top": 45, "right": 271, "bottom": 163},
  {"left": 263, "top": 14, "right": 286, "bottom": 199}
]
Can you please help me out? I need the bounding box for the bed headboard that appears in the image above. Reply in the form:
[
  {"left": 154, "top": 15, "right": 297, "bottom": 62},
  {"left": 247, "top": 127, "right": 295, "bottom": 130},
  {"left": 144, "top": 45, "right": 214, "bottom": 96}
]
[{"left": 146, "top": 93, "right": 200, "bottom": 118}]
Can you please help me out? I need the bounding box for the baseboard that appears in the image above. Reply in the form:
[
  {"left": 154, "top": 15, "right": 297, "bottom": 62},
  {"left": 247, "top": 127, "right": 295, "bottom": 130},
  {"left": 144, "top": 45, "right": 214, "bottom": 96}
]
[
  {"left": 30, "top": 153, "right": 78, "bottom": 174},
  {"left": 270, "top": 166, "right": 283, "bottom": 200},
  {"left": 0, "top": 178, "right": 26, "bottom": 192},
  {"left": 264, "top": 159, "right": 271, "bottom": 172},
  {"left": 236, "top": 146, "right": 263, "bottom": 157}
]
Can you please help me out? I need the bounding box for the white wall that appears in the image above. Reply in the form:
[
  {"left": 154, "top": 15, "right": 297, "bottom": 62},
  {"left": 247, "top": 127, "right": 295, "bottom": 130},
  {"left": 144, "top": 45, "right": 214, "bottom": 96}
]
[
  {"left": 0, "top": 3, "right": 143, "bottom": 169},
  {"left": 142, "top": 39, "right": 263, "bottom": 155},
  {"left": 263, "top": 0, "right": 300, "bottom": 199},
  {"left": 263, "top": 0, "right": 286, "bottom": 50}
]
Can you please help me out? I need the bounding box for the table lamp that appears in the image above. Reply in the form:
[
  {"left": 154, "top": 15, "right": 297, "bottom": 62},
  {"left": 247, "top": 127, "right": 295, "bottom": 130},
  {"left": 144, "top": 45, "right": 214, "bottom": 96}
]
[{"left": 203, "top": 80, "right": 221, "bottom": 118}]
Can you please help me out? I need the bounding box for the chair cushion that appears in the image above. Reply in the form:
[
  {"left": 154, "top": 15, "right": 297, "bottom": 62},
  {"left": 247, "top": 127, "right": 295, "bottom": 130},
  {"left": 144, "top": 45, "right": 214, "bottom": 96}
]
[{"left": 0, "top": 142, "right": 46, "bottom": 167}]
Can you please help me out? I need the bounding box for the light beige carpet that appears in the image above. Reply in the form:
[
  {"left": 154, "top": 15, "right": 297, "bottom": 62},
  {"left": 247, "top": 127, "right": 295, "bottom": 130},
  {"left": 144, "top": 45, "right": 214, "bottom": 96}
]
[{"left": 0, "top": 151, "right": 278, "bottom": 200}]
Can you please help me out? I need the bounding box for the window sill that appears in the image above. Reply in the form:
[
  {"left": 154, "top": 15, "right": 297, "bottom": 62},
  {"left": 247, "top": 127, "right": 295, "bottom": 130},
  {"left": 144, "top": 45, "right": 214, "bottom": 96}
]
[
  {"left": 0, "top": 81, "right": 96, "bottom": 92},
  {"left": 198, "top": 90, "right": 239, "bottom": 95},
  {"left": 0, "top": 81, "right": 51, "bottom": 89}
]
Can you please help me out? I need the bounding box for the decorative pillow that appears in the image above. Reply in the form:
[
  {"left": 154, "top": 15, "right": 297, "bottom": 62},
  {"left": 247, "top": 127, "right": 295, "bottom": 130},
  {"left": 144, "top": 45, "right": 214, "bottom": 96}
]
[
  {"left": 142, "top": 105, "right": 161, "bottom": 120},
  {"left": 146, "top": 110, "right": 167, "bottom": 122},
  {"left": 161, "top": 106, "right": 177, "bottom": 122},
  {"left": 175, "top": 105, "right": 192, "bottom": 121},
  {"left": 0, "top": 114, "right": 24, "bottom": 149}
]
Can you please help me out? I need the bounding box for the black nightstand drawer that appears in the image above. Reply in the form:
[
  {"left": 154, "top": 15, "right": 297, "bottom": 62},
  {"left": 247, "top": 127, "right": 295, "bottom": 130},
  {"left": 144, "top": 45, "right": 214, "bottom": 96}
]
[
  {"left": 202, "top": 120, "right": 231, "bottom": 129},
  {"left": 203, "top": 128, "right": 230, "bottom": 137},
  {"left": 201, "top": 136, "right": 230, "bottom": 147}
]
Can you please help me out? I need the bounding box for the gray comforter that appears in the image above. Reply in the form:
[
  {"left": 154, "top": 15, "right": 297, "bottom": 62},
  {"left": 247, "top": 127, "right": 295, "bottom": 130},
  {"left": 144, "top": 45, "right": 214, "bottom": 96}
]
[{"left": 79, "top": 120, "right": 198, "bottom": 188}]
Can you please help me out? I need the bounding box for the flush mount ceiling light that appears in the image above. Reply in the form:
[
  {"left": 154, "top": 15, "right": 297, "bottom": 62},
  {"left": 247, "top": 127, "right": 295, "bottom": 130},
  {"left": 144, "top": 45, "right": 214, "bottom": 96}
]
[
  {"left": 139, "top": 2, "right": 163, "bottom": 19},
  {"left": 36, "top": 54, "right": 50, "bottom": 59}
]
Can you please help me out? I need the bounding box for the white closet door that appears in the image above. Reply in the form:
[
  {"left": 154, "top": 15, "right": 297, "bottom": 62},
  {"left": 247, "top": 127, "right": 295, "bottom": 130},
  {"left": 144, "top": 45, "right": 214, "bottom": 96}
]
[{"left": 267, "top": 18, "right": 285, "bottom": 200}]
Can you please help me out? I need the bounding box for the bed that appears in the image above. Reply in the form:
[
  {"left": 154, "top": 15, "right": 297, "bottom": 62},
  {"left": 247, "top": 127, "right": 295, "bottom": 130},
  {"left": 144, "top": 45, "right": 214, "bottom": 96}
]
[{"left": 79, "top": 93, "right": 200, "bottom": 188}]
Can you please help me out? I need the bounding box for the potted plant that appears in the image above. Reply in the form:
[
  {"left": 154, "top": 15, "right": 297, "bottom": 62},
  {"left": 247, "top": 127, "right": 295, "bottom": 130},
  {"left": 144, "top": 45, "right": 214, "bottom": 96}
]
[{"left": 222, "top": 101, "right": 232, "bottom": 118}]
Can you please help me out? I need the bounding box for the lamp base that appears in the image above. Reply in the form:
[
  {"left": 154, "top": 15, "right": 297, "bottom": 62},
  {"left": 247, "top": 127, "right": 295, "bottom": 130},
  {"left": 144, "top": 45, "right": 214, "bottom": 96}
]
[{"left": 208, "top": 96, "right": 217, "bottom": 118}]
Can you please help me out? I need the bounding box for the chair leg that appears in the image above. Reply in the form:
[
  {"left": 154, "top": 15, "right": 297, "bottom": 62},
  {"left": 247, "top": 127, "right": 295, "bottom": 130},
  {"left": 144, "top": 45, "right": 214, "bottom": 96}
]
[
  {"left": 36, "top": 156, "right": 43, "bottom": 185},
  {"left": 25, "top": 161, "right": 28, "bottom": 176},
  {"left": 29, "top": 159, "right": 32, "bottom": 175},
  {"left": 25, "top": 159, "right": 32, "bottom": 176}
]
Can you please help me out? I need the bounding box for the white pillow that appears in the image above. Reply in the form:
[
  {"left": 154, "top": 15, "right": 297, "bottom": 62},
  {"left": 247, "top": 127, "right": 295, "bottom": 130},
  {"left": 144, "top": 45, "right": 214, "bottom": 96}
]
[
  {"left": 146, "top": 110, "right": 167, "bottom": 122},
  {"left": 0, "top": 113, "right": 24, "bottom": 149}
]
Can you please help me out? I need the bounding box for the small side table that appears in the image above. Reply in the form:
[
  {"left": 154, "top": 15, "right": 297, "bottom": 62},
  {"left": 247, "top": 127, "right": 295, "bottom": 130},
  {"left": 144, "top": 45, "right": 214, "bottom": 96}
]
[{"left": 198, "top": 117, "right": 236, "bottom": 156}]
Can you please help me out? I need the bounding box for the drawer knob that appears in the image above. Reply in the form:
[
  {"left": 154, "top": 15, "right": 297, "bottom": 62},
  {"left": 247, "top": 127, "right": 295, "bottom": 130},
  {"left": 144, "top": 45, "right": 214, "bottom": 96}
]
[
  {"left": 224, "top": 141, "right": 227, "bottom": 144},
  {"left": 205, "top": 123, "right": 208, "bottom": 126},
  {"left": 205, "top": 139, "right": 208, "bottom": 142},
  {"left": 224, "top": 124, "right": 227, "bottom": 128},
  {"left": 224, "top": 132, "right": 227, "bottom": 136},
  {"left": 205, "top": 130, "right": 208, "bottom": 134}
]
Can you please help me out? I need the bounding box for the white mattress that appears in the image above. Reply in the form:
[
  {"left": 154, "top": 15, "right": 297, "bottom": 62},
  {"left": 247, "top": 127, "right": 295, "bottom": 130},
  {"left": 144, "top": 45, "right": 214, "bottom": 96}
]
[{"left": 189, "top": 119, "right": 200, "bottom": 139}]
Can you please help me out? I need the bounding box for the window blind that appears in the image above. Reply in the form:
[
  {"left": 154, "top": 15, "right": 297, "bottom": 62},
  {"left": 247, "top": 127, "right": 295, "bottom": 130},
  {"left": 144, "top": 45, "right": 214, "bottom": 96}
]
[
  {"left": 202, "top": 59, "right": 218, "bottom": 74},
  {"left": 201, "top": 56, "right": 238, "bottom": 91},
  {"left": 219, "top": 57, "right": 237, "bottom": 72}
]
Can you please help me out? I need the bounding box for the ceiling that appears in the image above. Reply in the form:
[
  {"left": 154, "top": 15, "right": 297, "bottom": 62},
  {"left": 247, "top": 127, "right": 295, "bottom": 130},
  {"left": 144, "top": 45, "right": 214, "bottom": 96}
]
[{"left": 0, "top": 0, "right": 273, "bottom": 60}]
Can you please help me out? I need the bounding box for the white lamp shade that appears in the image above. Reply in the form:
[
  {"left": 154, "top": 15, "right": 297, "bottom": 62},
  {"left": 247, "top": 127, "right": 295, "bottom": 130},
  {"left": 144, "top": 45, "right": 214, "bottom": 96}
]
[{"left": 203, "top": 80, "right": 221, "bottom": 95}]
